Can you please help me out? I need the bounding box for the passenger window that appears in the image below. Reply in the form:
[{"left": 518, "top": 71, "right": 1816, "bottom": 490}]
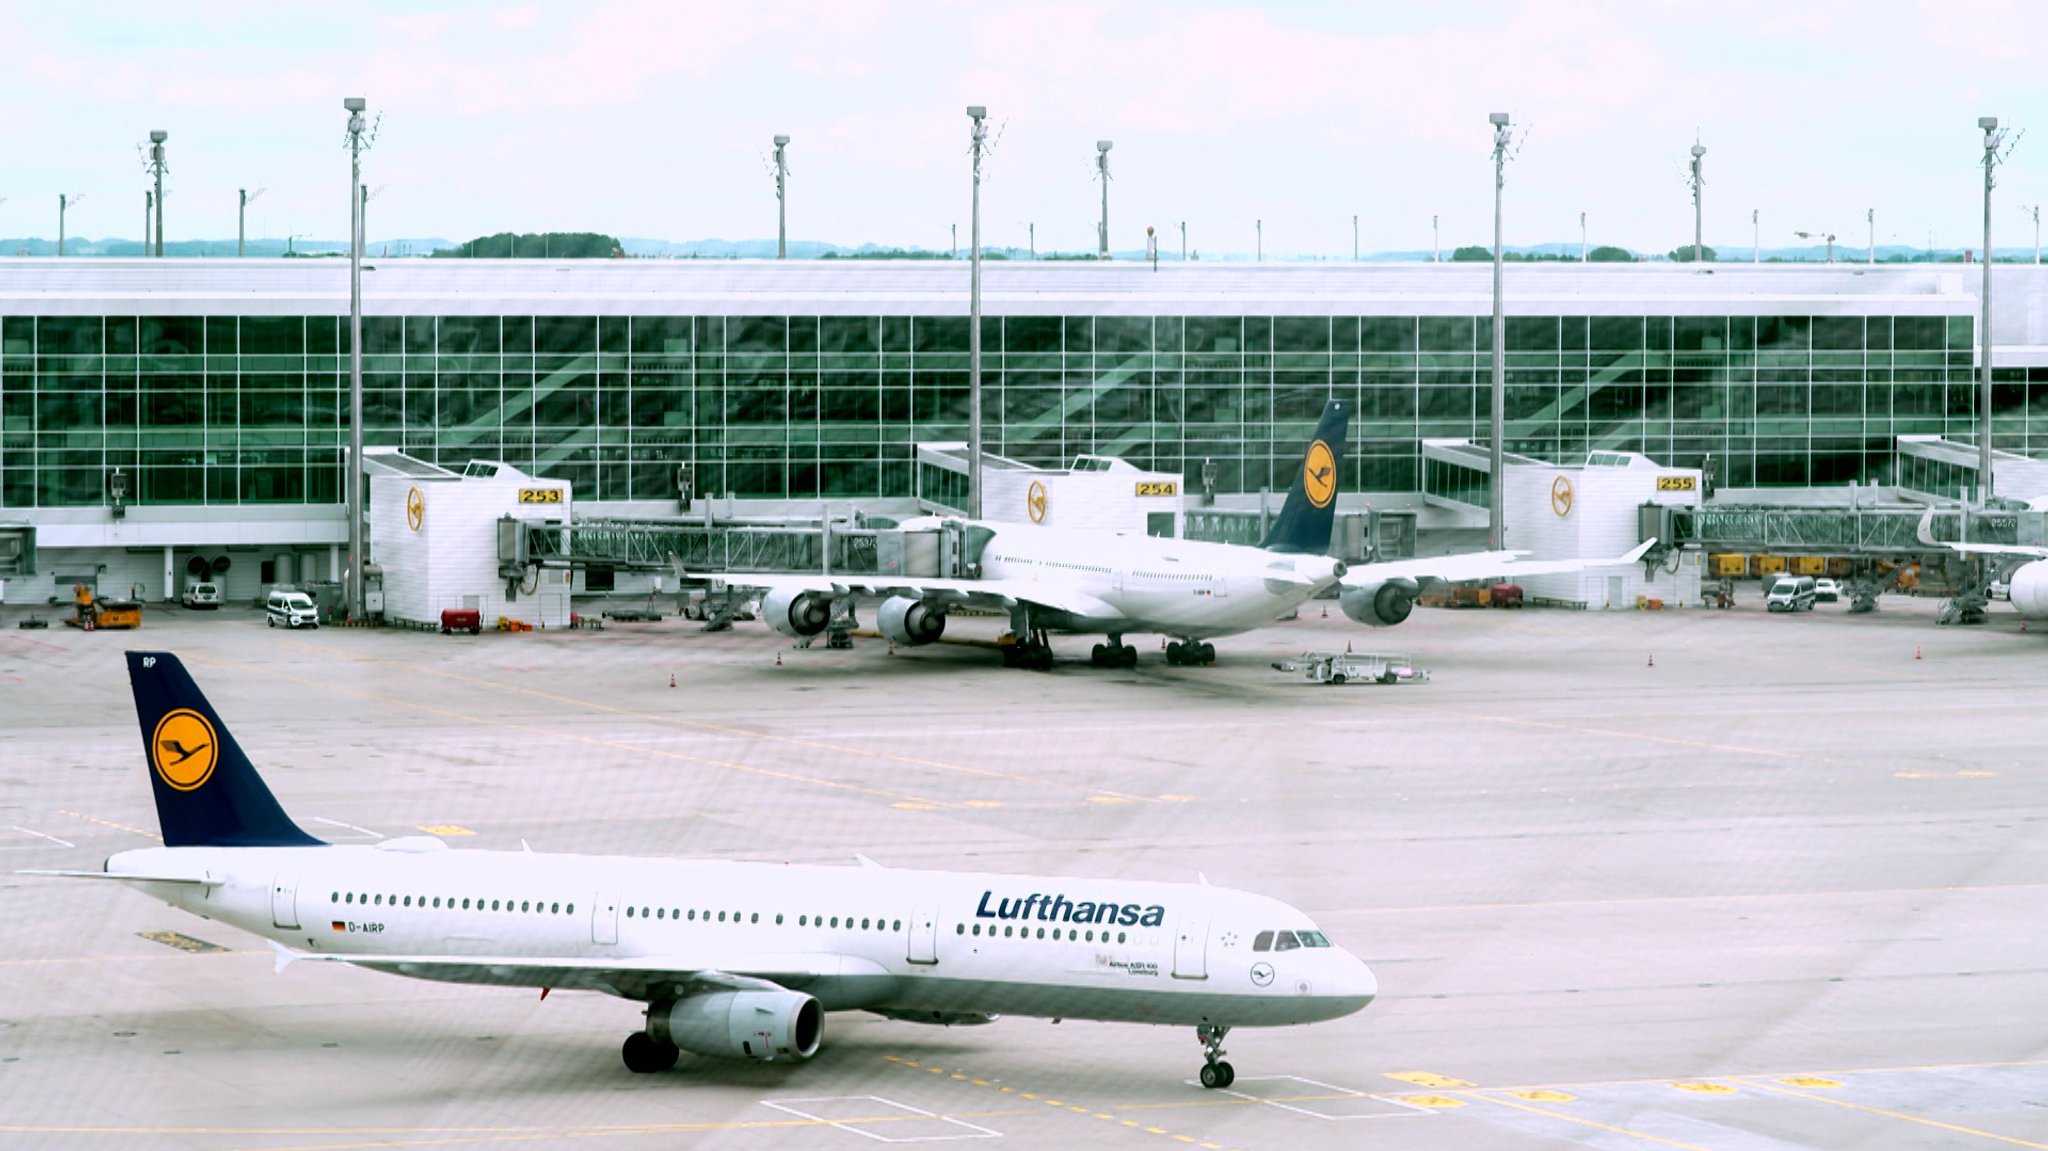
[
  {"left": 1004, "top": 926, "right": 1014, "bottom": 938},
  {"left": 775, "top": 914, "right": 783, "bottom": 925},
  {"left": 1253, "top": 931, "right": 1273, "bottom": 952},
  {"left": 567, "top": 903, "right": 575, "bottom": 914},
  {"left": 552, "top": 903, "right": 560, "bottom": 914},
  {"left": 831, "top": 917, "right": 839, "bottom": 928},
  {"left": 331, "top": 891, "right": 340, "bottom": 902},
  {"left": 626, "top": 907, "right": 635, "bottom": 918},
  {"left": 344, "top": 893, "right": 354, "bottom": 904},
  {"left": 893, "top": 920, "right": 902, "bottom": 931},
  {"left": 797, "top": 914, "right": 806, "bottom": 926},
  {"left": 956, "top": 924, "right": 965, "bottom": 935},
  {"left": 373, "top": 894, "right": 383, "bottom": 906},
  {"left": 656, "top": 908, "right": 665, "bottom": 920},
  {"left": 751, "top": 913, "right": 759, "bottom": 924},
  {"left": 432, "top": 897, "right": 441, "bottom": 908},
  {"left": 1117, "top": 932, "right": 1126, "bottom": 944},
  {"left": 972, "top": 924, "right": 981, "bottom": 936},
  {"left": 718, "top": 911, "right": 727, "bottom": 923},
  {"left": 1052, "top": 929, "right": 1061, "bottom": 940}
]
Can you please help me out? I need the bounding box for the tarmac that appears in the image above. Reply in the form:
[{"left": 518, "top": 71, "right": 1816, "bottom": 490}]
[{"left": 0, "top": 588, "right": 2042, "bottom": 1151}]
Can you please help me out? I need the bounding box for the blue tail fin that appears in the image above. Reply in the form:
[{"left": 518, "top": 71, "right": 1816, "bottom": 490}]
[
  {"left": 126, "top": 651, "right": 322, "bottom": 848},
  {"left": 1259, "top": 398, "right": 1350, "bottom": 553}
]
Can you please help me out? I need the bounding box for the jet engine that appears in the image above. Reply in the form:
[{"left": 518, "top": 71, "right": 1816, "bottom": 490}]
[
  {"left": 1341, "top": 579, "right": 1419, "bottom": 627},
  {"left": 877, "top": 596, "right": 947, "bottom": 646},
  {"left": 660, "top": 989, "right": 823, "bottom": 1062},
  {"left": 2006, "top": 559, "right": 2048, "bottom": 620},
  {"left": 762, "top": 588, "right": 833, "bottom": 639}
]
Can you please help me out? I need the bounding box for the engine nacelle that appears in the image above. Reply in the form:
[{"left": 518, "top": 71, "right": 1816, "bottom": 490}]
[
  {"left": 877, "top": 596, "right": 947, "bottom": 646},
  {"left": 763, "top": 588, "right": 833, "bottom": 639},
  {"left": 1341, "top": 579, "right": 1418, "bottom": 627},
  {"left": 2007, "top": 559, "right": 2048, "bottom": 620},
  {"left": 660, "top": 990, "right": 823, "bottom": 1063}
]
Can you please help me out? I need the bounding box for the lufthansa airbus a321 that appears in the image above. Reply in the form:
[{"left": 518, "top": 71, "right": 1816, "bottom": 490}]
[{"left": 26, "top": 652, "right": 1377, "bottom": 1088}]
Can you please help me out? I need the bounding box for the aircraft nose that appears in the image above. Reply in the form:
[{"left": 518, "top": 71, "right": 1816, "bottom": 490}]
[{"left": 1339, "top": 952, "right": 1379, "bottom": 1011}]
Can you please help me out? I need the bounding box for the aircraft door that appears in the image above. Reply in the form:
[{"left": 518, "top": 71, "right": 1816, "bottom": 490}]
[
  {"left": 1172, "top": 913, "right": 1208, "bottom": 980},
  {"left": 908, "top": 906, "right": 938, "bottom": 965},
  {"left": 270, "top": 873, "right": 300, "bottom": 930},
  {"left": 593, "top": 894, "right": 619, "bottom": 945}
]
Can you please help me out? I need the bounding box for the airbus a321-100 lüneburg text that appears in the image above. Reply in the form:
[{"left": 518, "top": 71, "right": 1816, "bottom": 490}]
[
  {"left": 708, "top": 398, "right": 1652, "bottom": 669},
  {"left": 25, "top": 652, "right": 1377, "bottom": 1089}
]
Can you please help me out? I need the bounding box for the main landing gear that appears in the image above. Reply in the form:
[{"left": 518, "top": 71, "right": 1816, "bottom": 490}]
[
  {"left": 1000, "top": 629, "right": 1056, "bottom": 671},
  {"left": 622, "top": 1002, "right": 680, "bottom": 1073},
  {"left": 1164, "top": 639, "right": 1216, "bottom": 667},
  {"left": 1090, "top": 637, "right": 1139, "bottom": 668},
  {"left": 1196, "top": 1024, "right": 1235, "bottom": 1089}
]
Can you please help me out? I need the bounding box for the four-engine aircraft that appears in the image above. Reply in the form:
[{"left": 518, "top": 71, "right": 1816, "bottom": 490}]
[{"left": 706, "top": 399, "right": 1652, "bottom": 668}]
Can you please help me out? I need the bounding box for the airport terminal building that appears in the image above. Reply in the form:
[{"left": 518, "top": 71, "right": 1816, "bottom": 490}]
[{"left": 3, "top": 259, "right": 2047, "bottom": 604}]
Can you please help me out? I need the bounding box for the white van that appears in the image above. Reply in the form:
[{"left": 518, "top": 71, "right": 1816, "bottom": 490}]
[
  {"left": 265, "top": 589, "right": 320, "bottom": 629},
  {"left": 1765, "top": 575, "right": 1817, "bottom": 613},
  {"left": 181, "top": 580, "right": 223, "bottom": 610}
]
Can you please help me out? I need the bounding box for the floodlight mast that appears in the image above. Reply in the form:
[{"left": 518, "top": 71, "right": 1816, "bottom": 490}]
[
  {"left": 773, "top": 135, "right": 790, "bottom": 259},
  {"left": 144, "top": 191, "right": 152, "bottom": 254},
  {"left": 344, "top": 96, "right": 369, "bottom": 622},
  {"left": 2022, "top": 204, "right": 2042, "bottom": 264},
  {"left": 239, "top": 187, "right": 265, "bottom": 258},
  {"left": 1096, "top": 140, "right": 1112, "bottom": 259},
  {"left": 968, "top": 106, "right": 988, "bottom": 520},
  {"left": 58, "top": 193, "right": 82, "bottom": 257},
  {"left": 1579, "top": 211, "right": 1586, "bottom": 262},
  {"left": 149, "top": 130, "right": 167, "bottom": 257},
  {"left": 1688, "top": 142, "right": 1706, "bottom": 262},
  {"left": 1752, "top": 209, "right": 1760, "bottom": 263},
  {"left": 1488, "top": 112, "right": 1511, "bottom": 550},
  {"left": 1868, "top": 208, "right": 1876, "bottom": 264},
  {"left": 1980, "top": 115, "right": 2002, "bottom": 503}
]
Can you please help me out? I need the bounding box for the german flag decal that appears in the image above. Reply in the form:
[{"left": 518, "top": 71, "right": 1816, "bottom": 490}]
[{"left": 331, "top": 921, "right": 346, "bottom": 932}]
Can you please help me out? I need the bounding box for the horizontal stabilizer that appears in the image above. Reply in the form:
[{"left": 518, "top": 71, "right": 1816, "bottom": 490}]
[{"left": 17, "top": 868, "right": 222, "bottom": 887}]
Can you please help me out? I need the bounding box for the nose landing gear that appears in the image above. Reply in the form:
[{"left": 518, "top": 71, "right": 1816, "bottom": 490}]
[{"left": 1196, "top": 1024, "right": 1235, "bottom": 1089}]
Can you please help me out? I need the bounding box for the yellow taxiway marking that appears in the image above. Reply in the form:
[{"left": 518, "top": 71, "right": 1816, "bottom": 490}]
[
  {"left": 1508, "top": 1089, "right": 1576, "bottom": 1102},
  {"left": 1671, "top": 1081, "right": 1737, "bottom": 1094},
  {"left": 55, "top": 810, "right": 159, "bottom": 841},
  {"left": 1397, "top": 1094, "right": 1466, "bottom": 1108},
  {"left": 416, "top": 824, "right": 474, "bottom": 837},
  {"left": 1385, "top": 1070, "right": 1475, "bottom": 1088},
  {"left": 1466, "top": 1092, "right": 1727, "bottom": 1151},
  {"left": 1896, "top": 769, "right": 2000, "bottom": 780},
  {"left": 884, "top": 1055, "right": 1251, "bottom": 1151},
  {"left": 1777, "top": 1076, "right": 1840, "bottom": 1088},
  {"left": 1743, "top": 1080, "right": 2048, "bottom": 1149}
]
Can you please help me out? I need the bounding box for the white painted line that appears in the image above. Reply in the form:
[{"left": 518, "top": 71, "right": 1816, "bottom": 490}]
[
  {"left": 308, "top": 817, "right": 384, "bottom": 839},
  {"left": 6, "top": 826, "right": 76, "bottom": 848},
  {"left": 764, "top": 1096, "right": 1001, "bottom": 1143},
  {"left": 1192, "top": 1074, "right": 1434, "bottom": 1121}
]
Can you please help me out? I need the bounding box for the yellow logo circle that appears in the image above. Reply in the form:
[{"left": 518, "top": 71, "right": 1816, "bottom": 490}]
[
  {"left": 152, "top": 709, "right": 219, "bottom": 792},
  {"left": 1027, "top": 481, "right": 1048, "bottom": 524},
  {"left": 406, "top": 486, "right": 426, "bottom": 532},
  {"left": 1303, "top": 441, "right": 1337, "bottom": 509},
  {"left": 1551, "top": 475, "right": 1575, "bottom": 518}
]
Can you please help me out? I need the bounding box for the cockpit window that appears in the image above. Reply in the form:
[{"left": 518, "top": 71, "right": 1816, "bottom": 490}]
[
  {"left": 1252, "top": 931, "right": 1274, "bottom": 952},
  {"left": 1273, "top": 930, "right": 1301, "bottom": 951},
  {"left": 1297, "top": 930, "right": 1331, "bottom": 948}
]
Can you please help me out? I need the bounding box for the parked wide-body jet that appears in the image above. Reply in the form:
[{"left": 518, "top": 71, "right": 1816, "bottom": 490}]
[
  {"left": 707, "top": 399, "right": 1652, "bottom": 668},
  {"left": 25, "top": 652, "right": 1376, "bottom": 1088}
]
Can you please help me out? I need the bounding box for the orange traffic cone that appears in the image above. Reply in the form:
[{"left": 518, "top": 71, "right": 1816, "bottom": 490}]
[
  {"left": 775, "top": 651, "right": 783, "bottom": 667},
  {"left": 669, "top": 673, "right": 676, "bottom": 688},
  {"left": 1321, "top": 604, "right": 1328, "bottom": 618},
  {"left": 1648, "top": 653, "right": 1655, "bottom": 667},
  {"left": 1346, "top": 641, "right": 1353, "bottom": 654},
  {"left": 1914, "top": 646, "right": 1922, "bottom": 661}
]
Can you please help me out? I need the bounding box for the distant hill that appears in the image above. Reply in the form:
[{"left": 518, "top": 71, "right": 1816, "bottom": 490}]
[{"left": 0, "top": 236, "right": 451, "bottom": 258}]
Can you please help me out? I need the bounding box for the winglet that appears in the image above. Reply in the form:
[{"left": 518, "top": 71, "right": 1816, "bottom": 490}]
[
  {"left": 268, "top": 939, "right": 303, "bottom": 975},
  {"left": 855, "top": 853, "right": 885, "bottom": 870}
]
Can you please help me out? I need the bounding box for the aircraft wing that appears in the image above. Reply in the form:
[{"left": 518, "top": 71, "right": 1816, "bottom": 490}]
[
  {"left": 19, "top": 868, "right": 223, "bottom": 888},
  {"left": 696, "top": 571, "right": 1116, "bottom": 620},
  {"left": 1342, "top": 539, "right": 1656, "bottom": 587},
  {"left": 275, "top": 943, "right": 893, "bottom": 1003}
]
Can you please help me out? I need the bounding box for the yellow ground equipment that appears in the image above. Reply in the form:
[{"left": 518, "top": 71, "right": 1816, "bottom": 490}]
[{"left": 64, "top": 583, "right": 142, "bottom": 631}]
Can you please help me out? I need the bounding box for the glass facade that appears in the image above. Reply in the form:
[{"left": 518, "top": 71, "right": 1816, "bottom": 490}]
[{"left": 0, "top": 310, "right": 2024, "bottom": 510}]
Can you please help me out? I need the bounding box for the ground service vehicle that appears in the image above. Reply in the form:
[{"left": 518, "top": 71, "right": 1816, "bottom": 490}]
[{"left": 1766, "top": 576, "right": 1817, "bottom": 613}]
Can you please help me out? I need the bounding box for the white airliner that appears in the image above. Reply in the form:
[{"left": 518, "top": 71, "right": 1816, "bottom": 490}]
[
  {"left": 26, "top": 651, "right": 1376, "bottom": 1089},
  {"left": 711, "top": 399, "right": 1653, "bottom": 668},
  {"left": 1923, "top": 499, "right": 2048, "bottom": 621}
]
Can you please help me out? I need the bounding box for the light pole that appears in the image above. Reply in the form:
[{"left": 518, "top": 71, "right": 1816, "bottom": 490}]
[
  {"left": 1256, "top": 219, "right": 1262, "bottom": 262},
  {"left": 1980, "top": 115, "right": 2004, "bottom": 502},
  {"left": 1867, "top": 208, "right": 1876, "bottom": 264},
  {"left": 144, "top": 191, "right": 152, "bottom": 254},
  {"left": 951, "top": 223, "right": 957, "bottom": 259},
  {"left": 148, "top": 129, "right": 167, "bottom": 257},
  {"left": 1579, "top": 211, "right": 1587, "bottom": 262},
  {"left": 1431, "top": 214, "right": 1439, "bottom": 263},
  {"left": 1489, "top": 112, "right": 1511, "bottom": 550},
  {"left": 344, "top": 96, "right": 369, "bottom": 621},
  {"left": 773, "top": 134, "right": 790, "bottom": 259},
  {"left": 238, "top": 187, "right": 265, "bottom": 258},
  {"left": 1178, "top": 221, "right": 1186, "bottom": 261},
  {"left": 2020, "top": 204, "right": 2040, "bottom": 264},
  {"left": 58, "top": 193, "right": 82, "bottom": 256},
  {"left": 1352, "top": 214, "right": 1358, "bottom": 261},
  {"left": 1688, "top": 141, "right": 1705, "bottom": 262},
  {"left": 968, "top": 105, "right": 988, "bottom": 520},
  {"left": 1752, "top": 209, "right": 1760, "bottom": 263},
  {"left": 1096, "top": 140, "right": 1113, "bottom": 258}
]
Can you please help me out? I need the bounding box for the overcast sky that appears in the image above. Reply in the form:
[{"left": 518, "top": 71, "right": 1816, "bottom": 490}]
[{"left": 4, "top": 1, "right": 2047, "bottom": 257}]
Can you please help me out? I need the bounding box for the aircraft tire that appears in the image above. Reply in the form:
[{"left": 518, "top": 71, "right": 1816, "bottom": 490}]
[
  {"left": 1330, "top": 673, "right": 1346, "bottom": 686},
  {"left": 1215, "top": 1061, "right": 1235, "bottom": 1088},
  {"left": 1197, "top": 643, "right": 1216, "bottom": 664},
  {"left": 1119, "top": 644, "right": 1138, "bottom": 668},
  {"left": 622, "top": 1031, "right": 679, "bottom": 1074}
]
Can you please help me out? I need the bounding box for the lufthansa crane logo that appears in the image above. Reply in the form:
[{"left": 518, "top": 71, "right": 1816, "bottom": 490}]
[
  {"left": 1027, "top": 481, "right": 1048, "bottom": 524},
  {"left": 152, "top": 709, "right": 219, "bottom": 792},
  {"left": 1303, "top": 441, "right": 1337, "bottom": 509},
  {"left": 1550, "top": 475, "right": 1574, "bottom": 518},
  {"left": 1250, "top": 962, "right": 1275, "bottom": 987},
  {"left": 406, "top": 486, "right": 425, "bottom": 532}
]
